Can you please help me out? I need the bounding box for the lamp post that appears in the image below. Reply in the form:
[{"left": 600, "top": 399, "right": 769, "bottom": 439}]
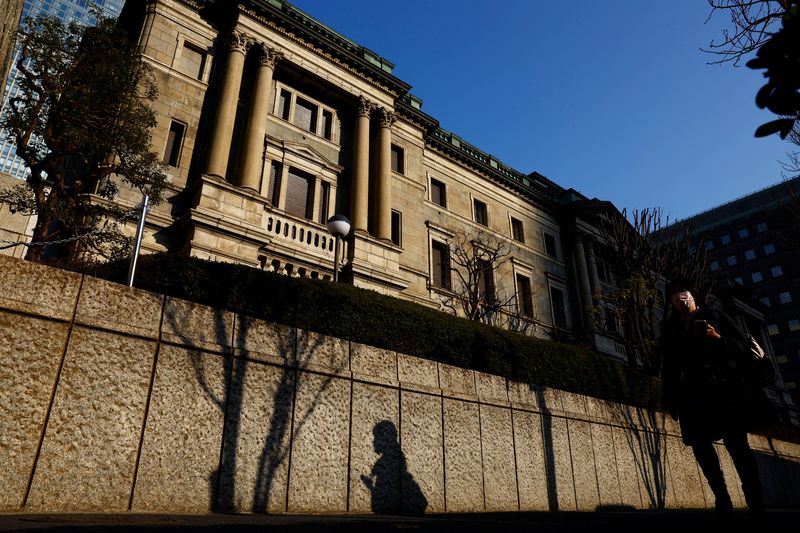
[
  {"left": 126, "top": 194, "right": 150, "bottom": 287},
  {"left": 326, "top": 214, "right": 350, "bottom": 282}
]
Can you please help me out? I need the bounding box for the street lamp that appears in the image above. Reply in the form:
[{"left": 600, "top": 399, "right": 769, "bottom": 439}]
[{"left": 326, "top": 214, "right": 350, "bottom": 282}]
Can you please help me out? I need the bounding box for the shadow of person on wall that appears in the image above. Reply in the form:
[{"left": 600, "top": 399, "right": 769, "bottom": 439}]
[{"left": 361, "top": 420, "right": 427, "bottom": 515}]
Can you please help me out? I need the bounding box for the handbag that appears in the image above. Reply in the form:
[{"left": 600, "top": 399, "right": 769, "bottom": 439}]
[{"left": 748, "top": 334, "right": 767, "bottom": 360}]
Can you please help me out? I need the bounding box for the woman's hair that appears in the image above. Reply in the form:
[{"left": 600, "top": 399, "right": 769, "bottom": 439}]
[{"left": 665, "top": 277, "right": 695, "bottom": 300}]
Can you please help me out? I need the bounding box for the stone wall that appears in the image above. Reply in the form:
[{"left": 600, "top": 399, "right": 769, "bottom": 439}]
[{"left": 1, "top": 254, "right": 799, "bottom": 514}]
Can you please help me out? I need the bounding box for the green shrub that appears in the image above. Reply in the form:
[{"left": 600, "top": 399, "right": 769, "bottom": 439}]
[{"left": 95, "top": 254, "right": 662, "bottom": 408}]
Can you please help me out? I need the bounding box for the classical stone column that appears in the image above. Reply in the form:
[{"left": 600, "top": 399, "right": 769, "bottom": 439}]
[
  {"left": 351, "top": 96, "right": 374, "bottom": 233},
  {"left": 239, "top": 45, "right": 282, "bottom": 191},
  {"left": 584, "top": 238, "right": 605, "bottom": 325},
  {"left": 375, "top": 107, "right": 396, "bottom": 241},
  {"left": 205, "top": 30, "right": 249, "bottom": 179},
  {"left": 573, "top": 234, "right": 595, "bottom": 331}
]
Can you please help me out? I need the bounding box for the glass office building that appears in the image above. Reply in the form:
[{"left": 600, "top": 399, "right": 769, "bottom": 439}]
[{"left": 0, "top": 0, "right": 125, "bottom": 178}]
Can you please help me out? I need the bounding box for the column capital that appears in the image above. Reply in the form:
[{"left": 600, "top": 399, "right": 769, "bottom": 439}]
[
  {"left": 254, "top": 43, "right": 283, "bottom": 69},
  {"left": 225, "top": 30, "right": 252, "bottom": 54},
  {"left": 357, "top": 96, "right": 376, "bottom": 118},
  {"left": 377, "top": 107, "right": 396, "bottom": 128}
]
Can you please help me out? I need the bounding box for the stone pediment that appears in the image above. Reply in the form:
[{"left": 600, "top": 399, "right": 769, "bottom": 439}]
[{"left": 279, "top": 141, "right": 344, "bottom": 173}]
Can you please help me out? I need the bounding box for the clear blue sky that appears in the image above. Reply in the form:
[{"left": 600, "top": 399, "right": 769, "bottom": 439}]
[{"left": 289, "top": 0, "right": 792, "bottom": 221}]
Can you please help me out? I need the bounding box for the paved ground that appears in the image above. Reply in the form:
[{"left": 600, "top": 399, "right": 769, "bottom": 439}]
[{"left": 2, "top": 509, "right": 799, "bottom": 532}]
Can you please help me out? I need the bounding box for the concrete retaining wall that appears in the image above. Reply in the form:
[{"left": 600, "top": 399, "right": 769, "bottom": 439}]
[{"left": 1, "top": 254, "right": 799, "bottom": 514}]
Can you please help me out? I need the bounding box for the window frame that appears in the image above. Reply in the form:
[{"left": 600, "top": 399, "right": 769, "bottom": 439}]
[
  {"left": 430, "top": 239, "right": 451, "bottom": 290},
  {"left": 473, "top": 198, "right": 488, "bottom": 227},
  {"left": 176, "top": 39, "right": 207, "bottom": 81},
  {"left": 429, "top": 177, "right": 447, "bottom": 208},
  {"left": 391, "top": 209, "right": 402, "bottom": 247},
  {"left": 162, "top": 119, "right": 187, "bottom": 167},
  {"left": 273, "top": 83, "right": 338, "bottom": 143},
  {"left": 390, "top": 144, "right": 405, "bottom": 175},
  {"left": 510, "top": 216, "right": 525, "bottom": 243}
]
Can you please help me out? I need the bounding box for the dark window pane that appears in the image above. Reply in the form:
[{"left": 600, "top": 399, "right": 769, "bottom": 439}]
[
  {"left": 268, "top": 161, "right": 282, "bottom": 206},
  {"left": 285, "top": 168, "right": 313, "bottom": 219},
  {"left": 321, "top": 110, "right": 333, "bottom": 140},
  {"left": 551, "top": 287, "right": 567, "bottom": 328},
  {"left": 544, "top": 233, "right": 557, "bottom": 258},
  {"left": 318, "top": 181, "right": 330, "bottom": 223},
  {"left": 162, "top": 121, "right": 185, "bottom": 166},
  {"left": 278, "top": 89, "right": 291, "bottom": 120},
  {"left": 474, "top": 200, "right": 488, "bottom": 226},
  {"left": 391, "top": 210, "right": 402, "bottom": 246},
  {"left": 511, "top": 218, "right": 524, "bottom": 243},
  {"left": 293, "top": 97, "right": 317, "bottom": 133},
  {"left": 179, "top": 44, "right": 205, "bottom": 79},
  {"left": 516, "top": 274, "right": 533, "bottom": 317},
  {"left": 431, "top": 178, "right": 446, "bottom": 207},
  {"left": 391, "top": 144, "right": 404, "bottom": 174},
  {"left": 478, "top": 259, "right": 495, "bottom": 305},
  {"left": 431, "top": 240, "right": 449, "bottom": 289}
]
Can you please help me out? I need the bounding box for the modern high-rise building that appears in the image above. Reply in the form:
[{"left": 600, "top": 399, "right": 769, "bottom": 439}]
[
  {"left": 681, "top": 176, "right": 800, "bottom": 406},
  {"left": 0, "top": 0, "right": 125, "bottom": 179}
]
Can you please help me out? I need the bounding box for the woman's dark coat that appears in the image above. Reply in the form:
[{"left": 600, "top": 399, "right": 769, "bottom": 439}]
[{"left": 662, "top": 305, "right": 767, "bottom": 446}]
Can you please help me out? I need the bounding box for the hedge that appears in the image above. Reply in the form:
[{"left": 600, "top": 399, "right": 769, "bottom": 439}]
[{"left": 94, "top": 254, "right": 661, "bottom": 408}]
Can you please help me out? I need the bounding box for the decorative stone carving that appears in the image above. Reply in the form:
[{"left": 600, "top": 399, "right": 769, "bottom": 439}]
[
  {"left": 254, "top": 43, "right": 283, "bottom": 69},
  {"left": 226, "top": 30, "right": 252, "bottom": 54},
  {"left": 377, "top": 107, "right": 396, "bottom": 128},
  {"left": 357, "top": 96, "right": 376, "bottom": 118}
]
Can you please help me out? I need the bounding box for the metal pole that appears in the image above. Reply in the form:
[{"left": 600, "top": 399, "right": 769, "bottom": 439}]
[
  {"left": 333, "top": 235, "right": 341, "bottom": 282},
  {"left": 127, "top": 195, "right": 150, "bottom": 287}
]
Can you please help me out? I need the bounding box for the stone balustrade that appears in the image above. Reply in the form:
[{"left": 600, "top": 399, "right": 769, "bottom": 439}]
[{"left": 1, "top": 254, "right": 799, "bottom": 515}]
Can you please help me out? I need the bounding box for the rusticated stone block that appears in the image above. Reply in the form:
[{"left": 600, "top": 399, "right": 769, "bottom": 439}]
[
  {"left": 438, "top": 364, "right": 476, "bottom": 400},
  {"left": 611, "top": 426, "right": 645, "bottom": 509},
  {"left": 162, "top": 297, "right": 233, "bottom": 353},
  {"left": 475, "top": 372, "right": 508, "bottom": 406},
  {"left": 287, "top": 371, "right": 350, "bottom": 513},
  {"left": 443, "top": 398, "right": 483, "bottom": 512},
  {"left": 0, "top": 254, "right": 81, "bottom": 321},
  {"left": 0, "top": 312, "right": 69, "bottom": 511},
  {"left": 234, "top": 315, "right": 295, "bottom": 365},
  {"left": 76, "top": 276, "right": 162, "bottom": 338},
  {"left": 567, "top": 419, "right": 600, "bottom": 511},
  {"left": 216, "top": 361, "right": 294, "bottom": 513},
  {"left": 480, "top": 404, "right": 517, "bottom": 511},
  {"left": 295, "top": 329, "right": 349, "bottom": 376},
  {"left": 560, "top": 392, "right": 588, "bottom": 416},
  {"left": 400, "top": 391, "right": 444, "bottom": 512},
  {"left": 397, "top": 354, "right": 439, "bottom": 393},
  {"left": 545, "top": 415, "right": 576, "bottom": 511},
  {"left": 132, "top": 346, "right": 227, "bottom": 513},
  {"left": 26, "top": 327, "right": 156, "bottom": 512},
  {"left": 538, "top": 387, "right": 564, "bottom": 414},
  {"left": 513, "top": 410, "right": 550, "bottom": 511},
  {"left": 591, "top": 424, "right": 622, "bottom": 507},
  {"left": 349, "top": 382, "right": 400, "bottom": 513},
  {"left": 351, "top": 343, "right": 398, "bottom": 386},
  {"left": 585, "top": 396, "right": 616, "bottom": 423},
  {"left": 507, "top": 380, "right": 539, "bottom": 410},
  {"left": 714, "top": 443, "right": 745, "bottom": 508},
  {"left": 664, "top": 436, "right": 705, "bottom": 509}
]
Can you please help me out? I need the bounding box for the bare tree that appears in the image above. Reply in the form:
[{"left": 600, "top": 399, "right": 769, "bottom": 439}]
[
  {"left": 438, "top": 230, "right": 536, "bottom": 334},
  {"left": 596, "top": 208, "right": 712, "bottom": 371},
  {"left": 703, "top": 0, "right": 788, "bottom": 66}
]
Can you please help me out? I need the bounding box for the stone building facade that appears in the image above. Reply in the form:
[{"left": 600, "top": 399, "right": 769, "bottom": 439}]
[{"left": 115, "top": 0, "right": 624, "bottom": 356}]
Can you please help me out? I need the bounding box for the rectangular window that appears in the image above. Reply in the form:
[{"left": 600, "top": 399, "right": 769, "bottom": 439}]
[
  {"left": 760, "top": 297, "right": 771, "bottom": 307},
  {"left": 790, "top": 319, "right": 800, "bottom": 332},
  {"left": 317, "top": 181, "right": 330, "bottom": 224},
  {"left": 278, "top": 89, "right": 291, "bottom": 120},
  {"left": 751, "top": 271, "right": 763, "bottom": 283},
  {"left": 285, "top": 167, "right": 314, "bottom": 219},
  {"left": 391, "top": 210, "right": 402, "bottom": 247},
  {"left": 391, "top": 144, "right": 404, "bottom": 174},
  {"left": 511, "top": 217, "right": 524, "bottom": 243},
  {"left": 720, "top": 234, "right": 731, "bottom": 245},
  {"left": 477, "top": 259, "right": 496, "bottom": 305},
  {"left": 771, "top": 265, "right": 784, "bottom": 278},
  {"left": 605, "top": 310, "right": 618, "bottom": 332},
  {"left": 779, "top": 292, "right": 792, "bottom": 304},
  {"left": 745, "top": 249, "right": 756, "bottom": 261},
  {"left": 267, "top": 161, "right": 282, "bottom": 206},
  {"left": 757, "top": 222, "right": 768, "bottom": 232},
  {"left": 726, "top": 255, "right": 737, "bottom": 266},
  {"left": 768, "top": 323, "right": 780, "bottom": 336},
  {"left": 710, "top": 260, "right": 720, "bottom": 271},
  {"left": 431, "top": 240, "right": 450, "bottom": 289},
  {"left": 738, "top": 228, "right": 749, "bottom": 239},
  {"left": 321, "top": 109, "right": 333, "bottom": 140},
  {"left": 551, "top": 286, "right": 567, "bottom": 328},
  {"left": 162, "top": 120, "right": 185, "bottom": 167},
  {"left": 178, "top": 42, "right": 205, "bottom": 80},
  {"left": 516, "top": 274, "right": 534, "bottom": 318},
  {"left": 705, "top": 240, "right": 714, "bottom": 250},
  {"left": 544, "top": 233, "right": 558, "bottom": 258},
  {"left": 293, "top": 97, "right": 317, "bottom": 133},
  {"left": 734, "top": 276, "right": 744, "bottom": 285},
  {"left": 764, "top": 243, "right": 776, "bottom": 254},
  {"left": 473, "top": 199, "right": 488, "bottom": 226},
  {"left": 430, "top": 178, "right": 446, "bottom": 207}
]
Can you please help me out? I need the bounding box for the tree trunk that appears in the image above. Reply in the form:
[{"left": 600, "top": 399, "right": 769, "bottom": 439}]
[{"left": 24, "top": 214, "right": 52, "bottom": 262}]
